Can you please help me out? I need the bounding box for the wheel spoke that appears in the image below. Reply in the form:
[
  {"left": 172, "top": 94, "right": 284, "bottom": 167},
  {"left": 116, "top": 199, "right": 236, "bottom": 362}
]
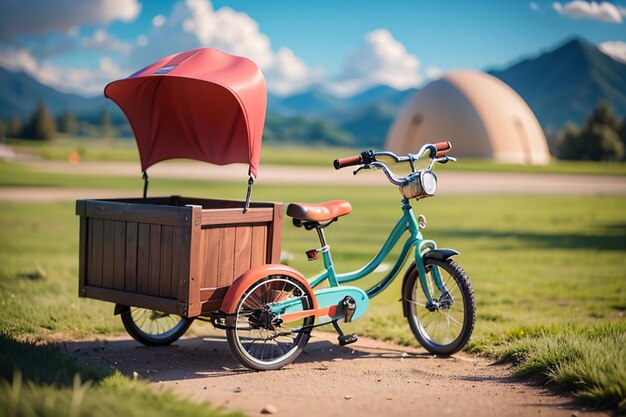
[
  {"left": 230, "top": 276, "right": 313, "bottom": 369},
  {"left": 406, "top": 260, "right": 474, "bottom": 353}
]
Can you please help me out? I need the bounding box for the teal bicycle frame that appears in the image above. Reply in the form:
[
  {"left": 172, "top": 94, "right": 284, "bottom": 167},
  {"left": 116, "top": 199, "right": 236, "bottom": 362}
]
[{"left": 307, "top": 197, "right": 447, "bottom": 304}]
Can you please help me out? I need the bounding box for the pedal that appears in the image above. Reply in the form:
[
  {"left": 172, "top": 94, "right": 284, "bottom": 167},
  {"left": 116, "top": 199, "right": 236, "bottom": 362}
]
[
  {"left": 332, "top": 319, "right": 358, "bottom": 346},
  {"left": 338, "top": 334, "right": 358, "bottom": 346}
]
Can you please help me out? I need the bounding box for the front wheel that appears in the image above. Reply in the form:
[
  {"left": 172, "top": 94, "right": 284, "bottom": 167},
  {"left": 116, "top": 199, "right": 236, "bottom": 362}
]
[
  {"left": 119, "top": 305, "right": 194, "bottom": 346},
  {"left": 402, "top": 258, "right": 475, "bottom": 355},
  {"left": 226, "top": 275, "right": 315, "bottom": 371}
]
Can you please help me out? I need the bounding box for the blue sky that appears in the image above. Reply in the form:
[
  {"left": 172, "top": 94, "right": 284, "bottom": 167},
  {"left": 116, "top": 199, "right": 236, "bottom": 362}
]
[{"left": 1, "top": 0, "right": 625, "bottom": 97}]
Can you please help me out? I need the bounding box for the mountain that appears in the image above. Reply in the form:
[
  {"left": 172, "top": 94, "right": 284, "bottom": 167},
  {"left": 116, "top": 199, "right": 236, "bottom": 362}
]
[
  {"left": 275, "top": 89, "right": 346, "bottom": 115},
  {"left": 2, "top": 36, "right": 624, "bottom": 145},
  {"left": 338, "top": 102, "right": 398, "bottom": 147},
  {"left": 347, "top": 85, "right": 416, "bottom": 109},
  {"left": 267, "top": 85, "right": 415, "bottom": 117},
  {"left": 0, "top": 67, "right": 120, "bottom": 120},
  {"left": 265, "top": 85, "right": 415, "bottom": 146},
  {"left": 489, "top": 37, "right": 626, "bottom": 129}
]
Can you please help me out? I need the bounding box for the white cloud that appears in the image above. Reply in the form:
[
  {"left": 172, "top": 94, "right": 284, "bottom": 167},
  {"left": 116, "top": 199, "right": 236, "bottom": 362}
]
[
  {"left": 82, "top": 30, "right": 132, "bottom": 54},
  {"left": 136, "top": 35, "right": 148, "bottom": 47},
  {"left": 263, "top": 48, "right": 324, "bottom": 96},
  {"left": 0, "top": 48, "right": 39, "bottom": 74},
  {"left": 0, "top": 0, "right": 141, "bottom": 40},
  {"left": 0, "top": 0, "right": 431, "bottom": 98},
  {"left": 135, "top": 0, "right": 319, "bottom": 95},
  {"left": 425, "top": 66, "right": 443, "bottom": 80},
  {"left": 530, "top": 2, "right": 539, "bottom": 11},
  {"left": 553, "top": 1, "right": 623, "bottom": 23},
  {"left": 325, "top": 29, "right": 421, "bottom": 97},
  {"left": 599, "top": 41, "right": 626, "bottom": 63},
  {"left": 0, "top": 47, "right": 126, "bottom": 96},
  {"left": 152, "top": 15, "right": 166, "bottom": 28},
  {"left": 179, "top": 0, "right": 274, "bottom": 67}
]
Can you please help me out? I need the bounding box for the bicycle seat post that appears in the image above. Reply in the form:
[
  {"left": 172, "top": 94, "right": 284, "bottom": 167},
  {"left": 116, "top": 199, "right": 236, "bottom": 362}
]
[{"left": 315, "top": 224, "right": 328, "bottom": 248}]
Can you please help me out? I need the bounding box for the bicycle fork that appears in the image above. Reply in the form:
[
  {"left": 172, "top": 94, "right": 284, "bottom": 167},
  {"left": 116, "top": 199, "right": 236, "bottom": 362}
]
[{"left": 409, "top": 203, "right": 455, "bottom": 309}]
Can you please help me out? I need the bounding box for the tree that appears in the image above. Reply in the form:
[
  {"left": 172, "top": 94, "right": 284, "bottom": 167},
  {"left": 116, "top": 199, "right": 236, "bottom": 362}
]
[
  {"left": 619, "top": 118, "right": 626, "bottom": 150},
  {"left": 557, "top": 102, "right": 625, "bottom": 161},
  {"left": 0, "top": 120, "right": 6, "bottom": 141},
  {"left": 22, "top": 102, "right": 57, "bottom": 141},
  {"left": 588, "top": 101, "right": 621, "bottom": 133},
  {"left": 100, "top": 108, "right": 114, "bottom": 138},
  {"left": 582, "top": 124, "right": 624, "bottom": 161},
  {"left": 8, "top": 115, "right": 22, "bottom": 138},
  {"left": 557, "top": 123, "right": 584, "bottom": 160},
  {"left": 59, "top": 110, "right": 79, "bottom": 135}
]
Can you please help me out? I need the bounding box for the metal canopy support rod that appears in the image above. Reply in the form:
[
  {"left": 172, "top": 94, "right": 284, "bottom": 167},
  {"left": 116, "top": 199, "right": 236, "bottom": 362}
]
[
  {"left": 142, "top": 171, "right": 149, "bottom": 199},
  {"left": 243, "top": 175, "right": 254, "bottom": 213}
]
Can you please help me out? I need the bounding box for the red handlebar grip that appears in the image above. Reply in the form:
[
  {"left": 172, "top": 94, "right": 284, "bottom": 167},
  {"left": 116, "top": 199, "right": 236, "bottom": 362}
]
[
  {"left": 434, "top": 141, "right": 452, "bottom": 157},
  {"left": 334, "top": 155, "right": 362, "bottom": 170}
]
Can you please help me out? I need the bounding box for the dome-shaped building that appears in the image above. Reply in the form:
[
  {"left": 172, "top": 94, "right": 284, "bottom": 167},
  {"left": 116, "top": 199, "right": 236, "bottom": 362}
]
[{"left": 385, "top": 70, "right": 550, "bottom": 165}]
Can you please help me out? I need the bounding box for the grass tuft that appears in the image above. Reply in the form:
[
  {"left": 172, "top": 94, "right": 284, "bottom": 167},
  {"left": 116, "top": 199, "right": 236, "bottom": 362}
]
[
  {"left": 0, "top": 335, "right": 243, "bottom": 417},
  {"left": 496, "top": 322, "right": 626, "bottom": 412}
]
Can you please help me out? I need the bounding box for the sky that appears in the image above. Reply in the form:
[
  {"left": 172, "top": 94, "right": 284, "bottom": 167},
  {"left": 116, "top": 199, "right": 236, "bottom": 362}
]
[{"left": 1, "top": 0, "right": 625, "bottom": 98}]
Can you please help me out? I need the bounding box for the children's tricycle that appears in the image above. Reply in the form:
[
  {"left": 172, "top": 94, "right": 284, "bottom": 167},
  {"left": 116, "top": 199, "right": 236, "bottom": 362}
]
[{"left": 77, "top": 48, "right": 475, "bottom": 371}]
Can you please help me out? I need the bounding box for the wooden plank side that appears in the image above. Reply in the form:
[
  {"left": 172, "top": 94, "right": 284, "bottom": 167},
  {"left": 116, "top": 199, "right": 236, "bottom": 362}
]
[
  {"left": 197, "top": 224, "right": 208, "bottom": 289},
  {"left": 84, "top": 200, "right": 181, "bottom": 226},
  {"left": 175, "top": 205, "right": 197, "bottom": 316},
  {"left": 186, "top": 206, "right": 203, "bottom": 316},
  {"left": 101, "top": 220, "right": 115, "bottom": 288},
  {"left": 267, "top": 203, "right": 284, "bottom": 263},
  {"left": 178, "top": 197, "right": 277, "bottom": 210},
  {"left": 202, "top": 228, "right": 220, "bottom": 288},
  {"left": 125, "top": 222, "right": 138, "bottom": 292},
  {"left": 233, "top": 226, "right": 252, "bottom": 280},
  {"left": 250, "top": 225, "right": 267, "bottom": 268},
  {"left": 83, "top": 286, "right": 180, "bottom": 316},
  {"left": 171, "top": 224, "right": 183, "bottom": 302},
  {"left": 137, "top": 223, "right": 150, "bottom": 294},
  {"left": 113, "top": 221, "right": 126, "bottom": 290},
  {"left": 217, "top": 227, "right": 236, "bottom": 287},
  {"left": 148, "top": 224, "right": 161, "bottom": 297},
  {"left": 201, "top": 208, "right": 273, "bottom": 226},
  {"left": 159, "top": 225, "right": 174, "bottom": 298},
  {"left": 90, "top": 218, "right": 104, "bottom": 287},
  {"left": 78, "top": 215, "right": 87, "bottom": 298}
]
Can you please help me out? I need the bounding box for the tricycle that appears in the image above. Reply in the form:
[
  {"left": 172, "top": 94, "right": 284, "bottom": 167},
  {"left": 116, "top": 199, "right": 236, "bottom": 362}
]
[{"left": 77, "top": 47, "right": 476, "bottom": 371}]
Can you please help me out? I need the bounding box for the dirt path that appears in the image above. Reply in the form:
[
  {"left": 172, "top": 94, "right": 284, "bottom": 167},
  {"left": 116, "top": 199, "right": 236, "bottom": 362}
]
[
  {"left": 0, "top": 161, "right": 624, "bottom": 202},
  {"left": 63, "top": 329, "right": 607, "bottom": 417}
]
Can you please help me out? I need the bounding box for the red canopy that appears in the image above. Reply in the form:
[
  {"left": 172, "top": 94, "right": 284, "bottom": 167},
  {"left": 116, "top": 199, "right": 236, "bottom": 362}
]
[{"left": 104, "top": 48, "right": 267, "bottom": 178}]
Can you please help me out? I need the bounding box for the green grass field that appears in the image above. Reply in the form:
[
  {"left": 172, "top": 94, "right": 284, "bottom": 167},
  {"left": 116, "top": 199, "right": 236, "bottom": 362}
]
[
  {"left": 8, "top": 137, "right": 626, "bottom": 175},
  {"left": 1, "top": 160, "right": 625, "bottom": 413}
]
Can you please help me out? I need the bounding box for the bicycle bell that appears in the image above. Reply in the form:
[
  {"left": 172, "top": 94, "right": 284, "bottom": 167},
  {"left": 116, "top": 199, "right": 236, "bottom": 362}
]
[{"left": 399, "top": 170, "right": 438, "bottom": 200}]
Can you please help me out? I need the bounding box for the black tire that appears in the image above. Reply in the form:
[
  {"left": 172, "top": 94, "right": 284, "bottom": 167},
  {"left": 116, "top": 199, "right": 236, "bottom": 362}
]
[
  {"left": 119, "top": 305, "right": 194, "bottom": 346},
  {"left": 226, "top": 275, "right": 314, "bottom": 371},
  {"left": 402, "top": 258, "right": 475, "bottom": 355}
]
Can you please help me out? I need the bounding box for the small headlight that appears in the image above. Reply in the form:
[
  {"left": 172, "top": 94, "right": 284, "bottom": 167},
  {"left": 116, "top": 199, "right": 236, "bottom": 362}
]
[
  {"left": 399, "top": 171, "right": 438, "bottom": 200},
  {"left": 420, "top": 171, "right": 437, "bottom": 195}
]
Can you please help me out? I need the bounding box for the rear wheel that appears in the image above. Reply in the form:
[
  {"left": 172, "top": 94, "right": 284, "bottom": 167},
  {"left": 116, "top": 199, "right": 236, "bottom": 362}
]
[
  {"left": 226, "top": 275, "right": 314, "bottom": 371},
  {"left": 402, "top": 258, "right": 475, "bottom": 355},
  {"left": 119, "top": 305, "right": 193, "bottom": 346}
]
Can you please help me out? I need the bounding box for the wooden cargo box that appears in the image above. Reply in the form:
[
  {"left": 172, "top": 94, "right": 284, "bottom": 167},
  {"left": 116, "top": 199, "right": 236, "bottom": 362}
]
[{"left": 76, "top": 196, "right": 283, "bottom": 317}]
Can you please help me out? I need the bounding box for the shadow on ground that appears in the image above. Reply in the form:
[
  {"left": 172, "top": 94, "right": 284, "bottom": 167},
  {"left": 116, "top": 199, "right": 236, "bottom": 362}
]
[{"left": 60, "top": 332, "right": 449, "bottom": 382}]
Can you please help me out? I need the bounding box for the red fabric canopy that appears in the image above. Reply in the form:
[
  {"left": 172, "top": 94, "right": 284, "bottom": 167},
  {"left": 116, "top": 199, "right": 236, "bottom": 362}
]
[{"left": 104, "top": 48, "right": 267, "bottom": 178}]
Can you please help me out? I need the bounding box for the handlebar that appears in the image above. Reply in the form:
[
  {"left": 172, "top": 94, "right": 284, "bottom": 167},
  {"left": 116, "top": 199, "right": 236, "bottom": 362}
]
[
  {"left": 333, "top": 155, "right": 363, "bottom": 170},
  {"left": 333, "top": 142, "right": 455, "bottom": 186},
  {"left": 434, "top": 141, "right": 452, "bottom": 157}
]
